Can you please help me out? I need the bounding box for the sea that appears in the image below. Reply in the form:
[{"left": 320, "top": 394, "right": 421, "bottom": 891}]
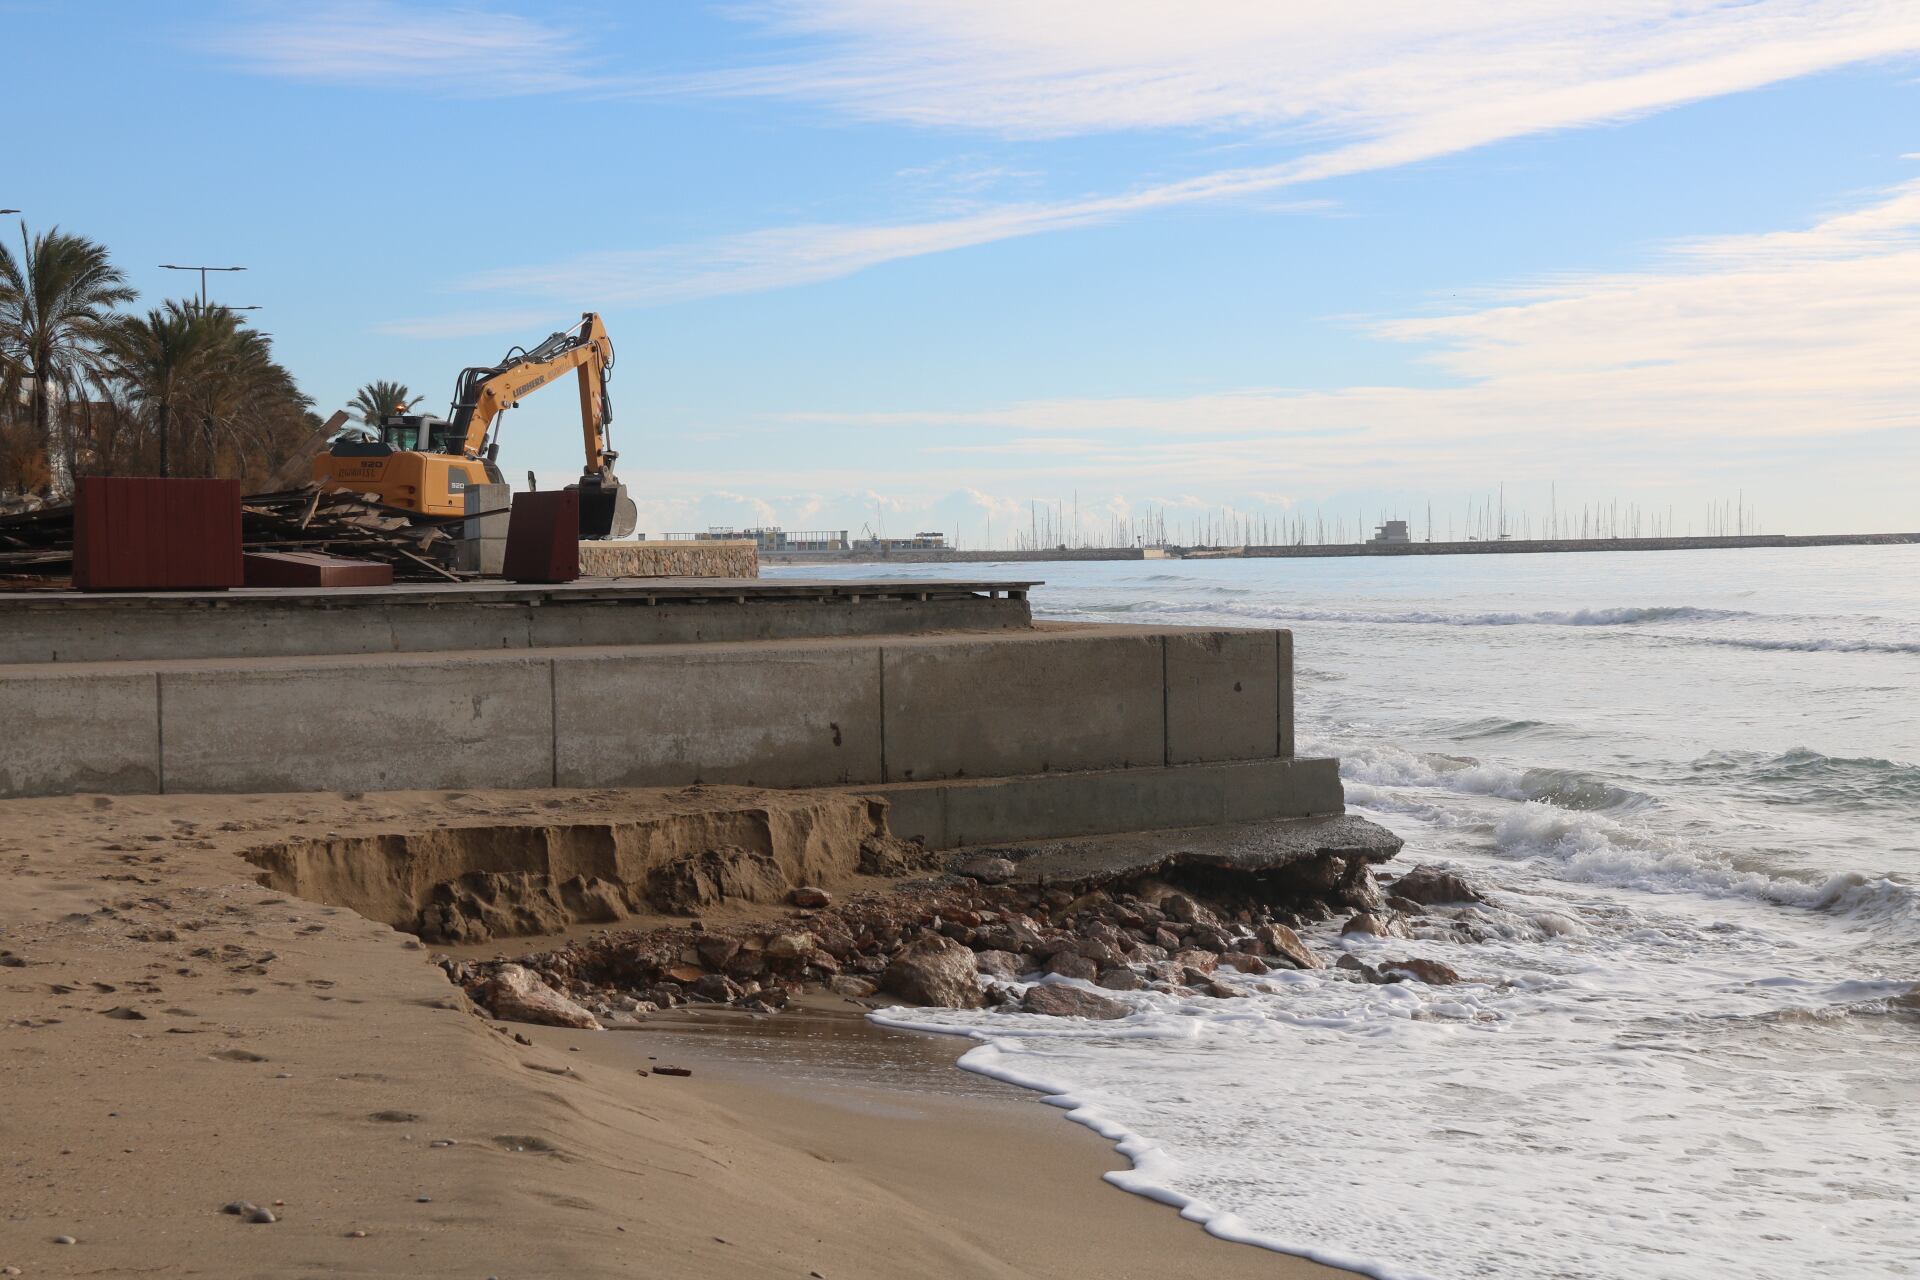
[{"left": 768, "top": 546, "right": 1919, "bottom": 1280}]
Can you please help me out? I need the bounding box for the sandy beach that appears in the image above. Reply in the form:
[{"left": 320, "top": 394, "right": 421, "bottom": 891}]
[{"left": 0, "top": 788, "right": 1348, "bottom": 1278}]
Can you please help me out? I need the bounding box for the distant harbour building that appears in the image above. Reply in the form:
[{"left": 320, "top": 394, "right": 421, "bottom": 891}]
[
  {"left": 665, "top": 526, "right": 851, "bottom": 552},
  {"left": 853, "top": 531, "right": 947, "bottom": 553},
  {"left": 1369, "top": 519, "right": 1412, "bottom": 545}
]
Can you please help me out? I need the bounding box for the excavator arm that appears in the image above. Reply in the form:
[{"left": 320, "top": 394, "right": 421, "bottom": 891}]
[{"left": 447, "top": 312, "right": 634, "bottom": 537}]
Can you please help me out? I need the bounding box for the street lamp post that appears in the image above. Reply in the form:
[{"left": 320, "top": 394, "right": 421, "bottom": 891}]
[{"left": 159, "top": 263, "right": 245, "bottom": 306}]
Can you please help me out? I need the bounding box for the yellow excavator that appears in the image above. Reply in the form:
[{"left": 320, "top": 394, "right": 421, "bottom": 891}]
[{"left": 312, "top": 312, "right": 637, "bottom": 538}]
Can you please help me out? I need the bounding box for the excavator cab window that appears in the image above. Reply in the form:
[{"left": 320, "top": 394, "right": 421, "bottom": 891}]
[{"left": 380, "top": 416, "right": 426, "bottom": 451}]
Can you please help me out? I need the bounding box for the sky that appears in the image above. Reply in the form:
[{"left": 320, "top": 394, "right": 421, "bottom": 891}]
[{"left": 5, "top": 0, "right": 1919, "bottom": 542}]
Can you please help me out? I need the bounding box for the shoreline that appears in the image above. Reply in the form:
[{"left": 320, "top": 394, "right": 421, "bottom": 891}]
[{"left": 0, "top": 788, "right": 1350, "bottom": 1278}]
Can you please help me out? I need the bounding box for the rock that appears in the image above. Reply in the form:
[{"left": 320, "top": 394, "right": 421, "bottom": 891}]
[
  {"left": 764, "top": 932, "right": 815, "bottom": 962},
  {"left": 972, "top": 949, "right": 1026, "bottom": 980},
  {"left": 1020, "top": 984, "right": 1132, "bottom": 1020},
  {"left": 53, "top": 1235, "right": 76, "bottom": 1245},
  {"left": 691, "top": 974, "right": 743, "bottom": 1003},
  {"left": 1336, "top": 953, "right": 1383, "bottom": 982},
  {"left": 858, "top": 834, "right": 942, "bottom": 876},
  {"left": 1171, "top": 948, "right": 1218, "bottom": 973},
  {"left": 1152, "top": 926, "right": 1182, "bottom": 951},
  {"left": 484, "top": 964, "right": 603, "bottom": 1030},
  {"left": 1179, "top": 965, "right": 1216, "bottom": 986},
  {"left": 1341, "top": 911, "right": 1412, "bottom": 939},
  {"left": 1392, "top": 865, "right": 1485, "bottom": 906},
  {"left": 1095, "top": 967, "right": 1144, "bottom": 991},
  {"left": 1256, "top": 923, "right": 1323, "bottom": 970},
  {"left": 1045, "top": 952, "right": 1099, "bottom": 981},
  {"left": 955, "top": 855, "right": 1017, "bottom": 885},
  {"left": 102, "top": 1006, "right": 146, "bottom": 1020},
  {"left": 1201, "top": 980, "right": 1243, "bottom": 999},
  {"left": 1380, "top": 957, "right": 1462, "bottom": 985},
  {"left": 881, "top": 935, "right": 984, "bottom": 1009},
  {"left": 695, "top": 936, "right": 741, "bottom": 969},
  {"left": 222, "top": 1200, "right": 257, "bottom": 1216},
  {"left": 827, "top": 975, "right": 878, "bottom": 998},
  {"left": 248, "top": 1207, "right": 277, "bottom": 1224},
  {"left": 1162, "top": 893, "right": 1203, "bottom": 924},
  {"left": 1219, "top": 952, "right": 1270, "bottom": 975},
  {"left": 665, "top": 964, "right": 706, "bottom": 984},
  {"left": 789, "top": 886, "right": 832, "bottom": 909}
]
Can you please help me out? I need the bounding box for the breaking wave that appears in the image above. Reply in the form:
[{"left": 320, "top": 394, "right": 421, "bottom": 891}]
[{"left": 1051, "top": 601, "right": 1753, "bottom": 627}]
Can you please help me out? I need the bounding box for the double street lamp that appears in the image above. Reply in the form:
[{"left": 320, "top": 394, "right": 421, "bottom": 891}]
[{"left": 159, "top": 263, "right": 245, "bottom": 306}]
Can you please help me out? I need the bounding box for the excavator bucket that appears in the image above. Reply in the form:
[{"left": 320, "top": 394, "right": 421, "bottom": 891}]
[{"left": 573, "top": 473, "right": 638, "bottom": 540}]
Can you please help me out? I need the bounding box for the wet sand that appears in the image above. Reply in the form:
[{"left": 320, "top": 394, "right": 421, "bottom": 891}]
[{"left": 0, "top": 788, "right": 1351, "bottom": 1278}]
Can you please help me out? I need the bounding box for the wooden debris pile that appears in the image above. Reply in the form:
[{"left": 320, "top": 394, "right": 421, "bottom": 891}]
[{"left": 0, "top": 484, "right": 506, "bottom": 588}]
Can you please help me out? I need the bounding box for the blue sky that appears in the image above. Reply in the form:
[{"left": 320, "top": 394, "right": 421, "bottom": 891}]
[{"left": 6, "top": 1, "right": 1919, "bottom": 540}]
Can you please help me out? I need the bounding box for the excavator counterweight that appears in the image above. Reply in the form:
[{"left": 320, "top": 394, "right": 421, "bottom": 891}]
[{"left": 313, "top": 312, "right": 637, "bottom": 540}]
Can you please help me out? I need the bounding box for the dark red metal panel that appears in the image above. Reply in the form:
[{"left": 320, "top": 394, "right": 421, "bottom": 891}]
[
  {"left": 242, "top": 551, "right": 394, "bottom": 588},
  {"left": 503, "top": 489, "right": 580, "bottom": 584},
  {"left": 73, "top": 477, "right": 244, "bottom": 591}
]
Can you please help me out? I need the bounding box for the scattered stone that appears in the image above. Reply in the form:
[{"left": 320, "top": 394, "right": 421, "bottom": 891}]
[
  {"left": 881, "top": 935, "right": 984, "bottom": 1009},
  {"left": 101, "top": 1006, "right": 146, "bottom": 1020},
  {"left": 764, "top": 933, "right": 815, "bottom": 962},
  {"left": 1219, "top": 952, "right": 1270, "bottom": 975},
  {"left": 971, "top": 949, "right": 1025, "bottom": 981},
  {"left": 1380, "top": 957, "right": 1462, "bottom": 985},
  {"left": 369, "top": 1110, "right": 420, "bottom": 1124},
  {"left": 1044, "top": 952, "right": 1099, "bottom": 981},
  {"left": 653, "top": 1065, "right": 693, "bottom": 1077},
  {"left": 1095, "top": 967, "right": 1144, "bottom": 991},
  {"left": 221, "top": 1201, "right": 257, "bottom": 1216},
  {"left": 1256, "top": 922, "right": 1323, "bottom": 970},
  {"left": 485, "top": 964, "right": 603, "bottom": 1030},
  {"left": 827, "top": 975, "right": 878, "bottom": 998},
  {"left": 53, "top": 1236, "right": 76, "bottom": 1245},
  {"left": 1201, "top": 980, "right": 1243, "bottom": 999},
  {"left": 1341, "top": 911, "right": 1413, "bottom": 939},
  {"left": 346, "top": 1230, "right": 367, "bottom": 1238},
  {"left": 1020, "top": 984, "right": 1131, "bottom": 1020},
  {"left": 247, "top": 1207, "right": 276, "bottom": 1224},
  {"left": 789, "top": 886, "right": 832, "bottom": 909},
  {"left": 955, "top": 855, "right": 1016, "bottom": 885},
  {"left": 1391, "top": 865, "right": 1485, "bottom": 906}
]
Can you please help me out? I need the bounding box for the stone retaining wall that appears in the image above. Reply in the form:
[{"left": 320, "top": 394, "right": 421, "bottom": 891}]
[{"left": 580, "top": 540, "right": 758, "bottom": 578}]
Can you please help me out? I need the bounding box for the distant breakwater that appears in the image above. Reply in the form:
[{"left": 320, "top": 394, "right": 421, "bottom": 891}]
[{"left": 762, "top": 530, "right": 1920, "bottom": 566}]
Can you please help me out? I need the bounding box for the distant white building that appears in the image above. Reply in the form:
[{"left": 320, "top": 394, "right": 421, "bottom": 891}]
[{"left": 1370, "top": 519, "right": 1412, "bottom": 545}]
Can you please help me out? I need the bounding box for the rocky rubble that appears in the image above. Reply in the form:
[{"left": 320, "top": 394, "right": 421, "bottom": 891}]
[{"left": 443, "top": 848, "right": 1491, "bottom": 1026}]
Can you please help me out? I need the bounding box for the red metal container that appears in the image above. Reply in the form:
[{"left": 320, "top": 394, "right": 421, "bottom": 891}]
[
  {"left": 242, "top": 551, "right": 394, "bottom": 588},
  {"left": 503, "top": 489, "right": 580, "bottom": 583},
  {"left": 72, "top": 477, "right": 244, "bottom": 591}
]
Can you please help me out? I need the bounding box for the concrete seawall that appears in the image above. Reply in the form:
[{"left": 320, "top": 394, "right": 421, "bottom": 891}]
[{"left": 0, "top": 624, "right": 1329, "bottom": 847}]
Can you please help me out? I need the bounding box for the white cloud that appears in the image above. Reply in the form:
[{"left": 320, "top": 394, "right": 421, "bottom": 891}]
[
  {"left": 209, "top": 2, "right": 604, "bottom": 95},
  {"left": 765, "top": 178, "right": 1920, "bottom": 486},
  {"left": 704, "top": 1, "right": 1920, "bottom": 140},
  {"left": 369, "top": 3, "right": 1920, "bottom": 313}
]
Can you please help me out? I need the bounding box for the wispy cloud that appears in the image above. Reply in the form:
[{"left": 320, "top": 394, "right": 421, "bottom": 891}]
[
  {"left": 208, "top": 1, "right": 606, "bottom": 96},
  {"left": 771, "top": 177, "right": 1920, "bottom": 483},
  {"left": 699, "top": 1, "right": 1920, "bottom": 140}
]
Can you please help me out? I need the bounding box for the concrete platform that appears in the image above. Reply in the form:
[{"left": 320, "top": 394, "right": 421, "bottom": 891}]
[
  {"left": 0, "top": 577, "right": 1034, "bottom": 664},
  {"left": 984, "top": 812, "right": 1402, "bottom": 882}
]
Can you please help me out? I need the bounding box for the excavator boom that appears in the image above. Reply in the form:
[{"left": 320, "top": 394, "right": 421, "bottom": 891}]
[{"left": 313, "top": 312, "right": 636, "bottom": 539}]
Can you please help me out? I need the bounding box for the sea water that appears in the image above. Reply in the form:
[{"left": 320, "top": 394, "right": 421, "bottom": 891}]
[{"left": 769, "top": 547, "right": 1920, "bottom": 1279}]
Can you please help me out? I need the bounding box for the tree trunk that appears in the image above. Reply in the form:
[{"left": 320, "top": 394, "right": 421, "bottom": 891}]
[{"left": 32, "top": 351, "right": 72, "bottom": 500}]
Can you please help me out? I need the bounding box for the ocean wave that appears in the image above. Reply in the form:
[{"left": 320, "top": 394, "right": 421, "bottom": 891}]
[
  {"left": 1046, "top": 600, "right": 1753, "bottom": 627},
  {"left": 1687, "top": 747, "right": 1920, "bottom": 806},
  {"left": 1680, "top": 635, "right": 1920, "bottom": 656},
  {"left": 1489, "top": 804, "right": 1919, "bottom": 928},
  {"left": 1339, "top": 743, "right": 1652, "bottom": 812}
]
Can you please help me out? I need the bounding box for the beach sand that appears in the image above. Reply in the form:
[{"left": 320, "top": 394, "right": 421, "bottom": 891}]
[{"left": 0, "top": 789, "right": 1350, "bottom": 1278}]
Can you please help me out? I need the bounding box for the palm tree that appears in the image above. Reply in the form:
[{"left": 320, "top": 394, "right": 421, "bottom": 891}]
[
  {"left": 108, "top": 302, "right": 312, "bottom": 481},
  {"left": 0, "top": 226, "right": 135, "bottom": 497},
  {"left": 351, "top": 380, "right": 421, "bottom": 428},
  {"left": 106, "top": 304, "right": 216, "bottom": 478}
]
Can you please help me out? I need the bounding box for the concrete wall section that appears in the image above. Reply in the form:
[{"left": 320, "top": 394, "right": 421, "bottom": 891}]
[
  {"left": 0, "top": 669, "right": 160, "bottom": 796},
  {"left": 855, "top": 756, "right": 1343, "bottom": 850},
  {"left": 1164, "top": 630, "right": 1279, "bottom": 766},
  {"left": 880, "top": 631, "right": 1165, "bottom": 781},
  {"left": 553, "top": 646, "right": 882, "bottom": 788},
  {"left": 158, "top": 656, "right": 554, "bottom": 794}
]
